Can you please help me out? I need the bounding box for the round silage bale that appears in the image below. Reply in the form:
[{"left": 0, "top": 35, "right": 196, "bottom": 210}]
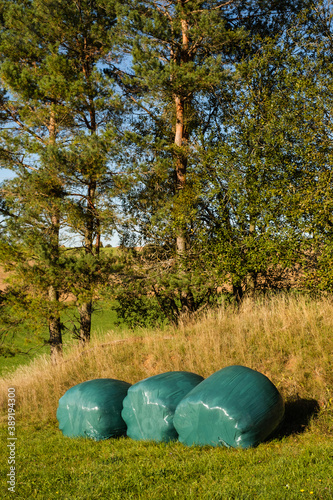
[
  {"left": 121, "top": 371, "right": 204, "bottom": 442},
  {"left": 173, "top": 365, "right": 284, "bottom": 449},
  {"left": 57, "top": 378, "right": 131, "bottom": 441}
]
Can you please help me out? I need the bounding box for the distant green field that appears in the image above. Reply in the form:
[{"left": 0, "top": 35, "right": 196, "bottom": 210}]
[{"left": 0, "top": 300, "right": 121, "bottom": 376}]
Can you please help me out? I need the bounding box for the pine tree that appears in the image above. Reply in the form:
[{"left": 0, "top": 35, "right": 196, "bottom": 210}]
[
  {"left": 0, "top": 0, "right": 122, "bottom": 352},
  {"left": 0, "top": 0, "right": 69, "bottom": 359}
]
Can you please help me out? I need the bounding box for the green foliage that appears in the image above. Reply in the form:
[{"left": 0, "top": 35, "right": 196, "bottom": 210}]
[
  {"left": 187, "top": 24, "right": 330, "bottom": 296},
  {"left": 115, "top": 288, "right": 167, "bottom": 329},
  {"left": 114, "top": 246, "right": 223, "bottom": 327}
]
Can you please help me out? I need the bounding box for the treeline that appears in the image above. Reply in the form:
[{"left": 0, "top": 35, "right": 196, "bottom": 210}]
[{"left": 0, "top": 0, "right": 333, "bottom": 360}]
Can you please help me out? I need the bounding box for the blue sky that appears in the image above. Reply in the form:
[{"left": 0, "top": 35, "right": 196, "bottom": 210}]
[{"left": 0, "top": 168, "right": 16, "bottom": 183}]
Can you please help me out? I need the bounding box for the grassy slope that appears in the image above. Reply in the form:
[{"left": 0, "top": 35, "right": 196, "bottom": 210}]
[{"left": 1, "top": 295, "right": 333, "bottom": 499}]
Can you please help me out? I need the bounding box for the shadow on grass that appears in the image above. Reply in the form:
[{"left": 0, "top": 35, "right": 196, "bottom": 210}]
[{"left": 271, "top": 397, "right": 320, "bottom": 440}]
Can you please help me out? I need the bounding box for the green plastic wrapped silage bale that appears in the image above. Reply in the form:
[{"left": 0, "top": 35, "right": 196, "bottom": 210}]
[
  {"left": 173, "top": 365, "right": 284, "bottom": 449},
  {"left": 121, "top": 371, "right": 204, "bottom": 442},
  {"left": 57, "top": 378, "right": 131, "bottom": 441}
]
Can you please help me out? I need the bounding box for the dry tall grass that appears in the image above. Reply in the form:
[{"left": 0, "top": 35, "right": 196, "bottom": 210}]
[{"left": 1, "top": 294, "right": 333, "bottom": 426}]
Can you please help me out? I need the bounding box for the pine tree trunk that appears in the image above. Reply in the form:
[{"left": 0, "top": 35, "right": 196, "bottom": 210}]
[
  {"left": 48, "top": 112, "right": 63, "bottom": 362},
  {"left": 174, "top": 95, "right": 187, "bottom": 256},
  {"left": 78, "top": 178, "right": 97, "bottom": 346},
  {"left": 76, "top": 57, "right": 99, "bottom": 345},
  {"left": 78, "top": 301, "right": 92, "bottom": 345},
  {"left": 173, "top": 6, "right": 193, "bottom": 312},
  {"left": 174, "top": 11, "right": 189, "bottom": 256},
  {"left": 48, "top": 212, "right": 62, "bottom": 363},
  {"left": 48, "top": 285, "right": 62, "bottom": 364}
]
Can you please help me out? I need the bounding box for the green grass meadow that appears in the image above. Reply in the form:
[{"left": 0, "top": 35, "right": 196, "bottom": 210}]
[
  {"left": 0, "top": 426, "right": 332, "bottom": 499},
  {"left": 1, "top": 295, "right": 333, "bottom": 499}
]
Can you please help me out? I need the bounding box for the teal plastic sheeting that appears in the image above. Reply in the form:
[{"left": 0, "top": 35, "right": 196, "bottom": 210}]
[
  {"left": 173, "top": 365, "right": 284, "bottom": 449},
  {"left": 121, "top": 371, "right": 204, "bottom": 442},
  {"left": 57, "top": 378, "right": 131, "bottom": 441}
]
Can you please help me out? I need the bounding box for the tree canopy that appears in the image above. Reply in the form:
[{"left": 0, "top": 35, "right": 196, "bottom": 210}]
[{"left": 1, "top": 0, "right": 333, "bottom": 350}]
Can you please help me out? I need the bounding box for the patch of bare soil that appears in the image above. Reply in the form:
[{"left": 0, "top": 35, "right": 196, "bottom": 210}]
[{"left": 0, "top": 266, "right": 10, "bottom": 291}]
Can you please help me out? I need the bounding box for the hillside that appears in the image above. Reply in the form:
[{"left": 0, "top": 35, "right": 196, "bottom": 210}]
[
  {"left": 1, "top": 294, "right": 333, "bottom": 424},
  {"left": 0, "top": 295, "right": 332, "bottom": 498}
]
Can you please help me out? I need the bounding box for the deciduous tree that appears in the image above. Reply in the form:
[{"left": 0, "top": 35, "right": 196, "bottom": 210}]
[{"left": 114, "top": 0, "right": 307, "bottom": 314}]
